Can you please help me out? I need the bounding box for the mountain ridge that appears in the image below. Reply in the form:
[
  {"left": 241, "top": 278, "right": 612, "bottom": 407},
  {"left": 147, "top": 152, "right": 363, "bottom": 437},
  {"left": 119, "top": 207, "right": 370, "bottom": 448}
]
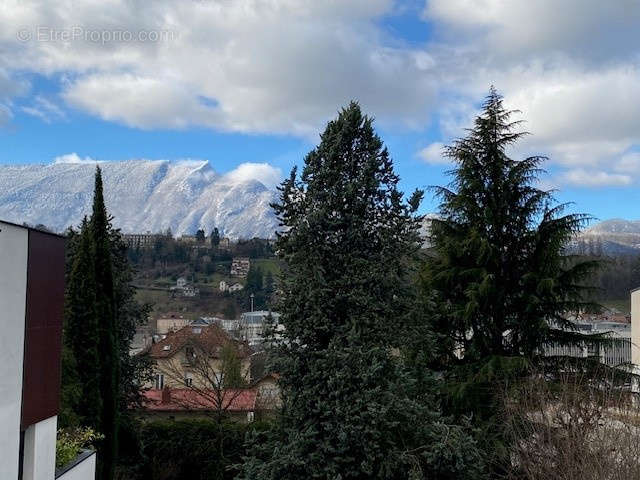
[{"left": 0, "top": 160, "right": 279, "bottom": 239}]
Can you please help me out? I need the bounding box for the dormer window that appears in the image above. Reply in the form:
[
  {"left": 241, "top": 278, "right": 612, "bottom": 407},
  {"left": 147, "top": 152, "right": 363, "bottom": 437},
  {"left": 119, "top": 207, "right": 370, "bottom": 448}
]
[
  {"left": 192, "top": 327, "right": 202, "bottom": 334},
  {"left": 163, "top": 345, "right": 171, "bottom": 351}
]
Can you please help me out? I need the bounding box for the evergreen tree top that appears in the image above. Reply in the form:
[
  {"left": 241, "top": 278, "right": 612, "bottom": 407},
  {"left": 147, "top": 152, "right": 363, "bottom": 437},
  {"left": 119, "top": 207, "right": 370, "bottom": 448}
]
[{"left": 426, "top": 87, "right": 600, "bottom": 361}]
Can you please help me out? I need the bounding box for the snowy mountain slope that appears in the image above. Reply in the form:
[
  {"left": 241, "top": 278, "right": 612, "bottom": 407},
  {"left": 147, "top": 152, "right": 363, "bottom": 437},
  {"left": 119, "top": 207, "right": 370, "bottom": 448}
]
[
  {"left": 0, "top": 160, "right": 279, "bottom": 239},
  {"left": 572, "top": 219, "right": 640, "bottom": 256}
]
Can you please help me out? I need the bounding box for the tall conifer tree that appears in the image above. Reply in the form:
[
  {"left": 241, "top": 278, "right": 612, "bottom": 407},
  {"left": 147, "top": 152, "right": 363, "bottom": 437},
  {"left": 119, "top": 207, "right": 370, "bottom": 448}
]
[
  {"left": 421, "top": 89, "right": 605, "bottom": 473},
  {"left": 62, "top": 167, "right": 150, "bottom": 477},
  {"left": 424, "top": 87, "right": 599, "bottom": 366},
  {"left": 242, "top": 103, "right": 485, "bottom": 480},
  {"left": 90, "top": 166, "right": 120, "bottom": 480},
  {"left": 63, "top": 217, "right": 102, "bottom": 427}
]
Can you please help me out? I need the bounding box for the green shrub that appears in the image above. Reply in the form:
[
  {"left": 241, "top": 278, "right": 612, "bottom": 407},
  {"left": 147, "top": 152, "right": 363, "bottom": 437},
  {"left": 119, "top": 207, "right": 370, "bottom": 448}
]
[
  {"left": 132, "top": 419, "right": 272, "bottom": 480},
  {"left": 56, "top": 427, "right": 103, "bottom": 469}
]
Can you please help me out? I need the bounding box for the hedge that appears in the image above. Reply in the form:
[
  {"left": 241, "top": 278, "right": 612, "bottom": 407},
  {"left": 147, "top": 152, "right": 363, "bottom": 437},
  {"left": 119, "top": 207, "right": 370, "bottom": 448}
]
[{"left": 117, "top": 418, "right": 272, "bottom": 480}]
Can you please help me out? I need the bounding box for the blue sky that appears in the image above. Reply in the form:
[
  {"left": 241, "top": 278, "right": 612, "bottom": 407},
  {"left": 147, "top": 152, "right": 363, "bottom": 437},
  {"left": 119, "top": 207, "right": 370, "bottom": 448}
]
[{"left": 1, "top": 1, "right": 640, "bottom": 220}]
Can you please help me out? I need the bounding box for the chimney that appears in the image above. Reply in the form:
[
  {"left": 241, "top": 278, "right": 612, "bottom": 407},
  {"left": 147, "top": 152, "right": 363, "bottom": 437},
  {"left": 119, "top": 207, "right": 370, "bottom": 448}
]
[{"left": 161, "top": 386, "right": 171, "bottom": 404}]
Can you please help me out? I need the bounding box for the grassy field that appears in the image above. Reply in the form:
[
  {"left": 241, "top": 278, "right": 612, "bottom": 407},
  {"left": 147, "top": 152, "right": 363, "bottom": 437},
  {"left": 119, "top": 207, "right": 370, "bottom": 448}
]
[{"left": 252, "top": 258, "right": 282, "bottom": 276}]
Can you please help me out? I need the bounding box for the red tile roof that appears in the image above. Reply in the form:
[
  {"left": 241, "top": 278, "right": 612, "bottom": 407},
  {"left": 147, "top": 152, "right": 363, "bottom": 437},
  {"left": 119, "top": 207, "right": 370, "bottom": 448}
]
[
  {"left": 148, "top": 323, "right": 252, "bottom": 359},
  {"left": 141, "top": 388, "right": 257, "bottom": 412}
]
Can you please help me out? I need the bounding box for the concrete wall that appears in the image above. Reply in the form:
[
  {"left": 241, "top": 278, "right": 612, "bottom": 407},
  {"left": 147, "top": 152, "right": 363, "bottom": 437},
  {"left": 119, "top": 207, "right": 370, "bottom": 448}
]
[
  {"left": 0, "top": 223, "right": 29, "bottom": 480},
  {"left": 22, "top": 416, "right": 57, "bottom": 480},
  {"left": 632, "top": 288, "right": 640, "bottom": 365},
  {"left": 56, "top": 451, "right": 96, "bottom": 480}
]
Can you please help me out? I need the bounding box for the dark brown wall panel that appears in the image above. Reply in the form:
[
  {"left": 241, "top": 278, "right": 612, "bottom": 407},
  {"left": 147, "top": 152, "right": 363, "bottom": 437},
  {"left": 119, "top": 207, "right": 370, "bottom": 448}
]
[{"left": 21, "top": 230, "right": 65, "bottom": 429}]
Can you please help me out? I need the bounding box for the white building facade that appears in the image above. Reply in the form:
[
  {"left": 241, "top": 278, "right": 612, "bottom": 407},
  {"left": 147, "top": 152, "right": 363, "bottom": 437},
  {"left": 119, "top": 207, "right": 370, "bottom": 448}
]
[
  {"left": 545, "top": 321, "right": 631, "bottom": 367},
  {"left": 0, "top": 221, "right": 95, "bottom": 480}
]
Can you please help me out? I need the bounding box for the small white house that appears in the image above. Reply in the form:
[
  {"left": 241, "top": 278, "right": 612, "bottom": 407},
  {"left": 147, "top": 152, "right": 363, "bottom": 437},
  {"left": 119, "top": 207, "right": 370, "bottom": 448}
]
[
  {"left": 182, "top": 285, "right": 199, "bottom": 297},
  {"left": 219, "top": 280, "right": 228, "bottom": 292}
]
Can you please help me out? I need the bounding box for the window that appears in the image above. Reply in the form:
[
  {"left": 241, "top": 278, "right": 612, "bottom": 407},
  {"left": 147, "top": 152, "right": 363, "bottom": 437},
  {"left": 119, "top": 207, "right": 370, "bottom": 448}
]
[
  {"left": 154, "top": 373, "right": 164, "bottom": 389},
  {"left": 192, "top": 327, "right": 202, "bottom": 334},
  {"left": 163, "top": 345, "right": 171, "bottom": 351},
  {"left": 185, "top": 373, "right": 193, "bottom": 387}
]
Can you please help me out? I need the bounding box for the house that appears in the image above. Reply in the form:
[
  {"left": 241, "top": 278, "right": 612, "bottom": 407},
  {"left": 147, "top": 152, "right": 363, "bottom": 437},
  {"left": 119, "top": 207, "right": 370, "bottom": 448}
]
[
  {"left": 217, "top": 318, "right": 241, "bottom": 333},
  {"left": 178, "top": 234, "right": 197, "bottom": 244},
  {"left": 139, "top": 387, "right": 258, "bottom": 422},
  {"left": 145, "top": 323, "right": 253, "bottom": 391},
  {"left": 219, "top": 280, "right": 244, "bottom": 293},
  {"left": 252, "top": 373, "right": 282, "bottom": 412},
  {"left": 156, "top": 314, "right": 192, "bottom": 334},
  {"left": 0, "top": 220, "right": 96, "bottom": 480},
  {"left": 130, "top": 331, "right": 153, "bottom": 356},
  {"left": 230, "top": 257, "right": 251, "bottom": 277},
  {"left": 239, "top": 310, "right": 283, "bottom": 345},
  {"left": 171, "top": 277, "right": 199, "bottom": 297},
  {"left": 182, "top": 285, "right": 199, "bottom": 297}
]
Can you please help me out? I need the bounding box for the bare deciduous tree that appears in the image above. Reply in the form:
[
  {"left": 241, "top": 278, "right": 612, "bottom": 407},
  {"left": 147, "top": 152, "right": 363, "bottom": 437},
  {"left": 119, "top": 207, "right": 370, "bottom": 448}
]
[
  {"left": 158, "top": 337, "right": 252, "bottom": 480},
  {"left": 502, "top": 363, "right": 640, "bottom": 480}
]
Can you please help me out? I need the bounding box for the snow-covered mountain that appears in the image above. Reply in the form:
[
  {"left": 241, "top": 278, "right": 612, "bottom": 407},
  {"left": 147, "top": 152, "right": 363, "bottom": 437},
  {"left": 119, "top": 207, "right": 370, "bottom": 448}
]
[
  {"left": 0, "top": 160, "right": 279, "bottom": 239},
  {"left": 574, "top": 219, "right": 640, "bottom": 256}
]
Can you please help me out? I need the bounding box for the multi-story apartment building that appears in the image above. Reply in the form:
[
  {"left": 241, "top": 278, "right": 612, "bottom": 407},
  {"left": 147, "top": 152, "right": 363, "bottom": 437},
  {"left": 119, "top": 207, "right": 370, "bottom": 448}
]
[
  {"left": 122, "top": 232, "right": 160, "bottom": 249},
  {"left": 230, "top": 257, "right": 251, "bottom": 277},
  {"left": 545, "top": 321, "right": 632, "bottom": 367}
]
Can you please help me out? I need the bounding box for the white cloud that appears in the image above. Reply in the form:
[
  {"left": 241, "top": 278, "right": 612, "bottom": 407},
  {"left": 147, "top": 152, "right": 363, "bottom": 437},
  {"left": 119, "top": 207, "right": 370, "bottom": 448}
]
[
  {"left": 614, "top": 153, "right": 640, "bottom": 174},
  {"left": 222, "top": 162, "right": 283, "bottom": 189},
  {"left": 21, "top": 95, "right": 65, "bottom": 123},
  {"left": 416, "top": 1, "right": 640, "bottom": 188},
  {"left": 53, "top": 152, "right": 97, "bottom": 164},
  {"left": 63, "top": 74, "right": 221, "bottom": 130},
  {"left": 0, "top": 0, "right": 438, "bottom": 136},
  {"left": 424, "top": 0, "right": 640, "bottom": 63},
  {"left": 559, "top": 169, "right": 632, "bottom": 188},
  {"left": 0, "top": 0, "right": 639, "bottom": 191},
  {"left": 417, "top": 142, "right": 449, "bottom": 165}
]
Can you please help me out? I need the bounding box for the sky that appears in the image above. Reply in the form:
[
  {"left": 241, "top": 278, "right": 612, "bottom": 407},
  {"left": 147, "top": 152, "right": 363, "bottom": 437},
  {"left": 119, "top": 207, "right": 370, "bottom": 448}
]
[{"left": 1, "top": 0, "right": 640, "bottom": 220}]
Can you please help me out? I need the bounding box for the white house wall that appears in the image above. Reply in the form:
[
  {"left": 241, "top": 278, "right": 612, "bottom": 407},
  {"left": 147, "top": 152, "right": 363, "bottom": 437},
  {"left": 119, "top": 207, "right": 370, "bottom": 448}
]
[{"left": 0, "top": 223, "right": 29, "bottom": 480}]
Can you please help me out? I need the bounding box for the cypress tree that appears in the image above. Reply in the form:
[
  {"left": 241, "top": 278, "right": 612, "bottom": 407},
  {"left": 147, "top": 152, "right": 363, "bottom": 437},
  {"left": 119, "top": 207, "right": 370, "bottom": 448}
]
[
  {"left": 90, "top": 166, "right": 120, "bottom": 480},
  {"left": 211, "top": 227, "right": 220, "bottom": 247},
  {"left": 62, "top": 167, "right": 150, "bottom": 477},
  {"left": 242, "top": 103, "right": 485, "bottom": 480},
  {"left": 62, "top": 217, "right": 102, "bottom": 428}
]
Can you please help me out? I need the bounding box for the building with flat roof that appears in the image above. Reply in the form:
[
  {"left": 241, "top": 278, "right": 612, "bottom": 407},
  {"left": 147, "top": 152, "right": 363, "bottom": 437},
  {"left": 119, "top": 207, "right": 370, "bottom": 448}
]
[
  {"left": 238, "top": 311, "right": 283, "bottom": 345},
  {"left": 0, "top": 220, "right": 96, "bottom": 480},
  {"left": 122, "top": 232, "right": 160, "bottom": 249},
  {"left": 545, "top": 320, "right": 632, "bottom": 367}
]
